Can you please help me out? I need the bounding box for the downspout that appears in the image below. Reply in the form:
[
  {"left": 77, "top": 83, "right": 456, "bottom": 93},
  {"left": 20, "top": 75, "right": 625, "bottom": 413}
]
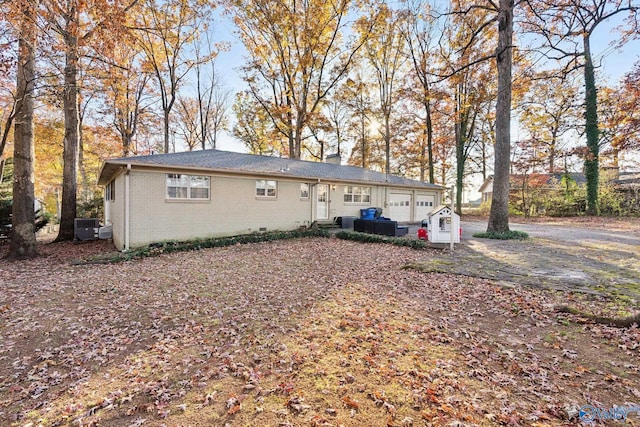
[
  {"left": 384, "top": 186, "right": 388, "bottom": 211},
  {"left": 310, "top": 182, "right": 316, "bottom": 225},
  {"left": 124, "top": 163, "right": 131, "bottom": 251},
  {"left": 313, "top": 178, "right": 321, "bottom": 224}
]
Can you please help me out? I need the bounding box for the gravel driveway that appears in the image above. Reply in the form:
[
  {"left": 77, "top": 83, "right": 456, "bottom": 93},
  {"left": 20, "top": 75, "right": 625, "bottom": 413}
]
[{"left": 408, "top": 218, "right": 640, "bottom": 301}]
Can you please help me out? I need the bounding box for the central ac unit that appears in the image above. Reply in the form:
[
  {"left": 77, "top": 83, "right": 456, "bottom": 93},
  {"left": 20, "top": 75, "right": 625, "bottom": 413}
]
[{"left": 74, "top": 218, "right": 100, "bottom": 241}]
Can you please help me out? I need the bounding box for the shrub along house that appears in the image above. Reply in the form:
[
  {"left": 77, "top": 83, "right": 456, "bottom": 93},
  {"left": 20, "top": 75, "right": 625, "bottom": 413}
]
[{"left": 97, "top": 150, "right": 444, "bottom": 250}]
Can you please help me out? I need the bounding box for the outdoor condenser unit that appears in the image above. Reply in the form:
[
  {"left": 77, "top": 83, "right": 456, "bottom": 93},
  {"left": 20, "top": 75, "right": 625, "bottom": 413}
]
[
  {"left": 98, "top": 224, "right": 113, "bottom": 239},
  {"left": 74, "top": 218, "right": 100, "bottom": 241}
]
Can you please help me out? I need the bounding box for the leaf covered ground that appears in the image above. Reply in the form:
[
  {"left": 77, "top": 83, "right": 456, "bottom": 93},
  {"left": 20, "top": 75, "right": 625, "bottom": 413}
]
[{"left": 0, "top": 236, "right": 639, "bottom": 426}]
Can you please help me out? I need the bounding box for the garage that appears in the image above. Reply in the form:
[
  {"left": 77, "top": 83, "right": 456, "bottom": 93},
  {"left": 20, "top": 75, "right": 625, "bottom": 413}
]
[
  {"left": 415, "top": 194, "right": 435, "bottom": 221},
  {"left": 388, "top": 193, "right": 412, "bottom": 222}
]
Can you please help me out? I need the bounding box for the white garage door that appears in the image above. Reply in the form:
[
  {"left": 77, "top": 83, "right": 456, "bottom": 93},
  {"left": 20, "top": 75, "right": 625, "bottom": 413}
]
[
  {"left": 415, "top": 195, "right": 435, "bottom": 221},
  {"left": 388, "top": 193, "right": 412, "bottom": 222}
]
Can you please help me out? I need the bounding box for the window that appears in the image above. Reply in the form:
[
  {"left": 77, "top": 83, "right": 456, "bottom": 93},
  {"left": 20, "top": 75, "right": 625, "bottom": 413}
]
[
  {"left": 256, "top": 180, "right": 277, "bottom": 198},
  {"left": 105, "top": 180, "right": 115, "bottom": 201},
  {"left": 300, "top": 183, "right": 310, "bottom": 199},
  {"left": 166, "top": 174, "right": 210, "bottom": 200},
  {"left": 344, "top": 186, "right": 371, "bottom": 203}
]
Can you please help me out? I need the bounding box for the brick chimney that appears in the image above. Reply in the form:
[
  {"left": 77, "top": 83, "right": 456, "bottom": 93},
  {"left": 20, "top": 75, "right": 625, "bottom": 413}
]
[{"left": 326, "top": 153, "right": 341, "bottom": 165}]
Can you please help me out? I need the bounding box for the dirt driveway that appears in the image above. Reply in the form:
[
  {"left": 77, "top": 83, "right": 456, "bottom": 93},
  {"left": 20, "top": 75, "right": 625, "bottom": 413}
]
[{"left": 409, "top": 217, "right": 640, "bottom": 302}]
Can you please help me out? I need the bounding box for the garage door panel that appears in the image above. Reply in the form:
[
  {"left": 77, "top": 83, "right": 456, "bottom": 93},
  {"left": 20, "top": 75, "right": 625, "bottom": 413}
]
[
  {"left": 415, "top": 195, "right": 435, "bottom": 221},
  {"left": 388, "top": 193, "right": 411, "bottom": 222}
]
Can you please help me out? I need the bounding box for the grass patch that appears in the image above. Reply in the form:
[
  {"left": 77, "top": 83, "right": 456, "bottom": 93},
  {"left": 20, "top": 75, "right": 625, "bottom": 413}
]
[
  {"left": 76, "top": 228, "right": 330, "bottom": 264},
  {"left": 335, "top": 230, "right": 429, "bottom": 249},
  {"left": 472, "top": 230, "right": 529, "bottom": 240},
  {"left": 402, "top": 260, "right": 457, "bottom": 275}
]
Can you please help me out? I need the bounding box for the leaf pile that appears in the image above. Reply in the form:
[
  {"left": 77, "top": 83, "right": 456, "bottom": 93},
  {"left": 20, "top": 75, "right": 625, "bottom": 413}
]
[{"left": 0, "top": 238, "right": 638, "bottom": 426}]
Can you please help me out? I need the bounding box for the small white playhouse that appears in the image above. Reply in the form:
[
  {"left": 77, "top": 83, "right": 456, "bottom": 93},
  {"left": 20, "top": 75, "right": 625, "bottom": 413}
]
[{"left": 426, "top": 205, "right": 460, "bottom": 243}]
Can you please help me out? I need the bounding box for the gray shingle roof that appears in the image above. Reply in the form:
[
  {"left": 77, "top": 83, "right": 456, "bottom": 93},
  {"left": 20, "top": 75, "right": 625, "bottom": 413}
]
[{"left": 98, "top": 149, "right": 444, "bottom": 189}]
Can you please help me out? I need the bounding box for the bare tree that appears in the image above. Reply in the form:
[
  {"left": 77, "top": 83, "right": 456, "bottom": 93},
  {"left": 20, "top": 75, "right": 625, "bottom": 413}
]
[
  {"left": 340, "top": 76, "right": 375, "bottom": 169},
  {"left": 176, "top": 97, "right": 200, "bottom": 151},
  {"left": 189, "top": 47, "right": 229, "bottom": 150},
  {"left": 324, "top": 95, "right": 350, "bottom": 157},
  {"left": 401, "top": 0, "right": 440, "bottom": 183},
  {"left": 134, "top": 0, "right": 213, "bottom": 153},
  {"left": 99, "top": 43, "right": 152, "bottom": 157},
  {"left": 518, "top": 72, "right": 581, "bottom": 173},
  {"left": 227, "top": 0, "right": 371, "bottom": 159},
  {"left": 359, "top": 2, "right": 406, "bottom": 175}
]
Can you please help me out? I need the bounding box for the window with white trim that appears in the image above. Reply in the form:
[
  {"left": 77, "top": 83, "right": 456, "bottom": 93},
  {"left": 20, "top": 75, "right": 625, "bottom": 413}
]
[
  {"left": 105, "top": 180, "right": 115, "bottom": 201},
  {"left": 256, "top": 180, "right": 277, "bottom": 198},
  {"left": 300, "top": 183, "right": 310, "bottom": 199},
  {"left": 166, "top": 174, "right": 210, "bottom": 200},
  {"left": 344, "top": 186, "right": 371, "bottom": 203}
]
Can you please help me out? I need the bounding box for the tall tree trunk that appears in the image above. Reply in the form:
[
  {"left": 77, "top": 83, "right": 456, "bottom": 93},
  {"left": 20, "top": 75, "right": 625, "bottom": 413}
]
[
  {"left": 549, "top": 134, "right": 556, "bottom": 173},
  {"left": 164, "top": 109, "right": 170, "bottom": 153},
  {"left": 481, "top": 138, "right": 488, "bottom": 181},
  {"left": 361, "top": 115, "right": 367, "bottom": 168},
  {"left": 56, "top": 5, "right": 80, "bottom": 242},
  {"left": 487, "top": 0, "right": 513, "bottom": 233},
  {"left": 583, "top": 35, "right": 599, "bottom": 215},
  {"left": 123, "top": 133, "right": 132, "bottom": 156},
  {"left": 79, "top": 122, "right": 89, "bottom": 203},
  {"left": 425, "top": 101, "right": 434, "bottom": 184},
  {"left": 455, "top": 136, "right": 464, "bottom": 215},
  {"left": 294, "top": 118, "right": 303, "bottom": 160},
  {"left": 440, "top": 142, "right": 446, "bottom": 186},
  {"left": 287, "top": 94, "right": 295, "bottom": 158},
  {"left": 384, "top": 115, "right": 391, "bottom": 175},
  {"left": 9, "top": 0, "right": 39, "bottom": 258},
  {"left": 454, "top": 97, "right": 465, "bottom": 215},
  {"left": 420, "top": 126, "right": 426, "bottom": 182}
]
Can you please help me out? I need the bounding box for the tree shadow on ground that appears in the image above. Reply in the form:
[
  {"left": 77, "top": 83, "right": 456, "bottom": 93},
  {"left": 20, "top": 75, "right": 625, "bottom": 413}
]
[{"left": 406, "top": 235, "right": 640, "bottom": 302}]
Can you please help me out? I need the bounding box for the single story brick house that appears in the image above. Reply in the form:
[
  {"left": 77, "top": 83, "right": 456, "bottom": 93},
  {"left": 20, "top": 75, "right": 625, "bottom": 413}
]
[{"left": 97, "top": 150, "right": 444, "bottom": 250}]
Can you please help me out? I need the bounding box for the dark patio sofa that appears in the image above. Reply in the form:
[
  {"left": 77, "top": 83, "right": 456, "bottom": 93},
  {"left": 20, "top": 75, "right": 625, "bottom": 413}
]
[{"left": 354, "top": 219, "right": 409, "bottom": 237}]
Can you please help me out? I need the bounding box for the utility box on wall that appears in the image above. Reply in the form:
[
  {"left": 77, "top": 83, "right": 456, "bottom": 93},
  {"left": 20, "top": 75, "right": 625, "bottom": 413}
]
[{"left": 426, "top": 206, "right": 460, "bottom": 244}]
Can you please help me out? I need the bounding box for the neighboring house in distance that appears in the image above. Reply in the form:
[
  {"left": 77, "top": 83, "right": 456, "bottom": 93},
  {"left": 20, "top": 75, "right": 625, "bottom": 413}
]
[
  {"left": 478, "top": 172, "right": 587, "bottom": 202},
  {"left": 478, "top": 176, "right": 493, "bottom": 203},
  {"left": 614, "top": 171, "right": 640, "bottom": 191},
  {"left": 97, "top": 150, "right": 445, "bottom": 250},
  {"left": 612, "top": 171, "right": 640, "bottom": 213}
]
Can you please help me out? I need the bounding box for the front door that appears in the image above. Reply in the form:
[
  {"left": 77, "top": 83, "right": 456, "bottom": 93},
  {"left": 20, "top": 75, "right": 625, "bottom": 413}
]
[{"left": 317, "top": 184, "right": 329, "bottom": 220}]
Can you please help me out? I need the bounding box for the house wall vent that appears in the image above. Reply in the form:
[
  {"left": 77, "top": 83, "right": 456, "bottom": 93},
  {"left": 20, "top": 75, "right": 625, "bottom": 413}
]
[{"left": 74, "top": 218, "right": 100, "bottom": 241}]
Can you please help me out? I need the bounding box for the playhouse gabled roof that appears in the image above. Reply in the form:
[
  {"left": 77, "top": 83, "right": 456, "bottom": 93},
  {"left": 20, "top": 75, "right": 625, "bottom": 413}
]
[{"left": 429, "top": 205, "right": 457, "bottom": 217}]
